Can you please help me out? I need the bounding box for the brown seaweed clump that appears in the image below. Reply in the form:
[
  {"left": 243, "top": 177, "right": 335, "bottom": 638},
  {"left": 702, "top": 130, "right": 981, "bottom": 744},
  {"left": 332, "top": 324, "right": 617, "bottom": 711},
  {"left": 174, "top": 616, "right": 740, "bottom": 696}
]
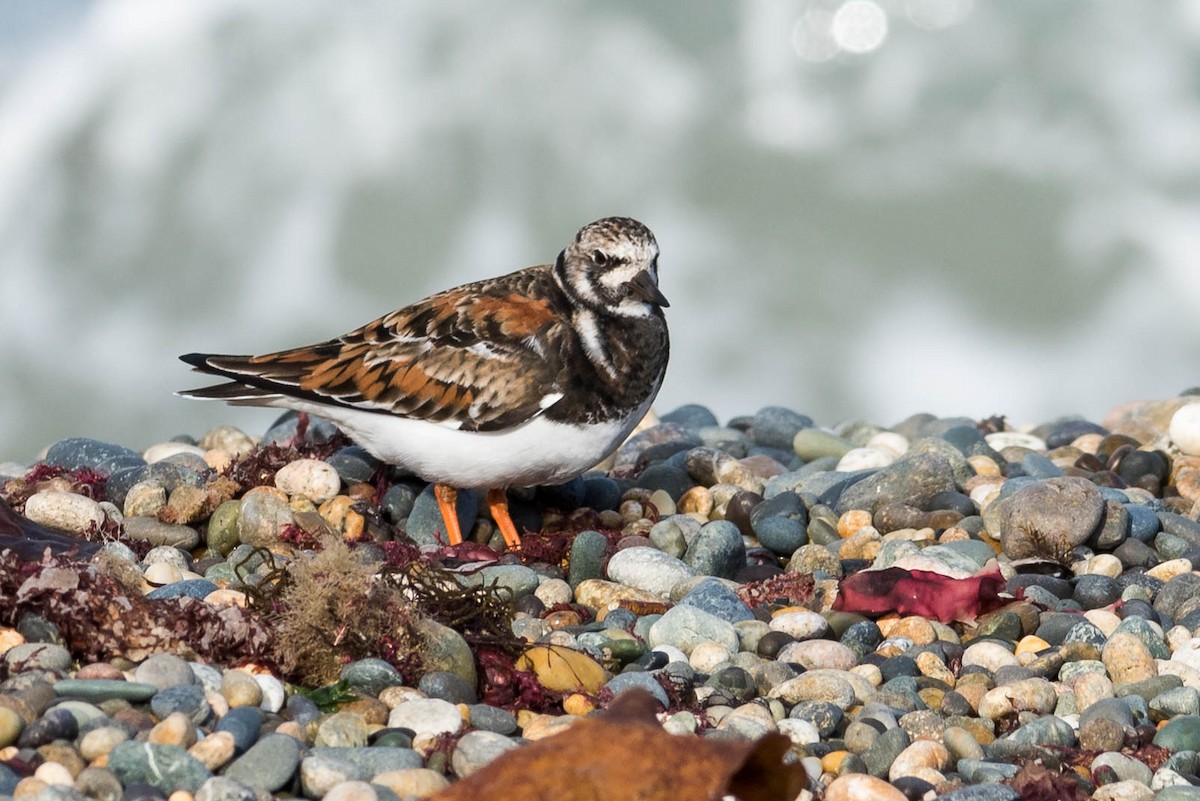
[{"left": 272, "top": 535, "right": 423, "bottom": 686}]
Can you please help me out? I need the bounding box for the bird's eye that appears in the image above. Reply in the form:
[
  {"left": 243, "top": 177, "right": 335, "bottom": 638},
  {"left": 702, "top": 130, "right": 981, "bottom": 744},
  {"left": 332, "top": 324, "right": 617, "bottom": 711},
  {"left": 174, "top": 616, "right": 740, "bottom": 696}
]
[{"left": 591, "top": 250, "right": 608, "bottom": 267}]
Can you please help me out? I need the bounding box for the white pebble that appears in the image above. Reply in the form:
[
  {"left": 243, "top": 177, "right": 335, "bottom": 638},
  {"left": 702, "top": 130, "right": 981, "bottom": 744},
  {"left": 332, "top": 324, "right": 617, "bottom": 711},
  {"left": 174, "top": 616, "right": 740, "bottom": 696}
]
[
  {"left": 769, "top": 610, "right": 828, "bottom": 639},
  {"left": 254, "top": 673, "right": 286, "bottom": 713},
  {"left": 689, "top": 641, "right": 731, "bottom": 672},
  {"left": 836, "top": 447, "right": 896, "bottom": 471},
  {"left": 984, "top": 431, "right": 1047, "bottom": 452},
  {"left": 1170, "top": 403, "right": 1200, "bottom": 456},
  {"left": 34, "top": 761, "right": 75, "bottom": 786},
  {"left": 777, "top": 718, "right": 821, "bottom": 746},
  {"left": 24, "top": 491, "right": 104, "bottom": 533},
  {"left": 534, "top": 578, "right": 572, "bottom": 608},
  {"left": 143, "top": 562, "right": 183, "bottom": 586},
  {"left": 652, "top": 645, "right": 688, "bottom": 664},
  {"left": 274, "top": 459, "right": 342, "bottom": 504},
  {"left": 961, "top": 641, "right": 1019, "bottom": 671},
  {"left": 388, "top": 698, "right": 464, "bottom": 737},
  {"left": 866, "top": 432, "right": 909, "bottom": 457}
]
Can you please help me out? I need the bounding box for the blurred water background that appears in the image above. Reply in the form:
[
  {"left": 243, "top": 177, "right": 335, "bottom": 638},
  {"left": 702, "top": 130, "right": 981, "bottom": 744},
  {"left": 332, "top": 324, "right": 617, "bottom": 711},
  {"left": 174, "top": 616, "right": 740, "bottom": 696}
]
[{"left": 2, "top": 0, "right": 1199, "bottom": 463}]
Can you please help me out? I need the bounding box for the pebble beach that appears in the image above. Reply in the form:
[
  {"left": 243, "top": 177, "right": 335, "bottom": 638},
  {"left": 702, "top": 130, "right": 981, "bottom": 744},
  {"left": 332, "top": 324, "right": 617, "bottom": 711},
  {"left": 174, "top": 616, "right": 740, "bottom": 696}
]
[{"left": 6, "top": 396, "right": 1200, "bottom": 801}]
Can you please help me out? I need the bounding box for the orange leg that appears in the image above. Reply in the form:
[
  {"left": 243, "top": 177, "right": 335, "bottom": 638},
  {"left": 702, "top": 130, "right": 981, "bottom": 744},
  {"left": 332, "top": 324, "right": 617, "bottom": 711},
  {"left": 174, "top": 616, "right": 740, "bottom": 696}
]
[
  {"left": 487, "top": 487, "right": 523, "bottom": 550},
  {"left": 434, "top": 484, "right": 463, "bottom": 545}
]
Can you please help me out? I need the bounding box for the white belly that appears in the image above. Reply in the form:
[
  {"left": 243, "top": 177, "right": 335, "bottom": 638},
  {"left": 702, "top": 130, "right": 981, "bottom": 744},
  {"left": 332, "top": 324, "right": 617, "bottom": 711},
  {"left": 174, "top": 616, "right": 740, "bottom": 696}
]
[{"left": 270, "top": 399, "right": 644, "bottom": 489}]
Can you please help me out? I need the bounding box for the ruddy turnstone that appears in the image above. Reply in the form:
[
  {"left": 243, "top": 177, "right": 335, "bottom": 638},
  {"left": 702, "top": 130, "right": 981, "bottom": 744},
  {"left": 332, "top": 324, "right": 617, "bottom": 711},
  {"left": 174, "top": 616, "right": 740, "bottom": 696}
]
[{"left": 180, "top": 217, "right": 669, "bottom": 550}]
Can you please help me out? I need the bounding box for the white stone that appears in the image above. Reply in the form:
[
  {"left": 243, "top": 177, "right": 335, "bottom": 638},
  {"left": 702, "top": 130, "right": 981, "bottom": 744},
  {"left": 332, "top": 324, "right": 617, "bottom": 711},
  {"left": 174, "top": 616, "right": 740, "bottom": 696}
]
[
  {"left": 961, "top": 641, "right": 1019, "bottom": 671},
  {"left": 24, "top": 490, "right": 104, "bottom": 533},
  {"left": 388, "top": 698, "right": 464, "bottom": 737},
  {"left": 768, "top": 610, "right": 828, "bottom": 640},
  {"left": 836, "top": 447, "right": 896, "bottom": 471},
  {"left": 254, "top": 673, "right": 286, "bottom": 713},
  {"left": 688, "top": 641, "right": 731, "bottom": 672},
  {"left": 651, "top": 644, "right": 688, "bottom": 664},
  {"left": 1079, "top": 554, "right": 1123, "bottom": 578},
  {"left": 777, "top": 718, "right": 821, "bottom": 746},
  {"left": 533, "top": 578, "right": 572, "bottom": 608},
  {"left": 34, "top": 761, "right": 75, "bottom": 786},
  {"left": 866, "top": 431, "right": 909, "bottom": 457},
  {"left": 1170, "top": 403, "right": 1200, "bottom": 456},
  {"left": 985, "top": 431, "right": 1047, "bottom": 451},
  {"left": 144, "top": 562, "right": 183, "bottom": 586},
  {"left": 274, "top": 459, "right": 342, "bottom": 504}
]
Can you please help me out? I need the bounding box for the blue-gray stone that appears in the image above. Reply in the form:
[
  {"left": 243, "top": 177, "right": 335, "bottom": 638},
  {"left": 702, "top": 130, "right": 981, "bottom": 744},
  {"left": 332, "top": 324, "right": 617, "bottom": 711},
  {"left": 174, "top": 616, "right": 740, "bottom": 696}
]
[
  {"left": 634, "top": 464, "right": 694, "bottom": 499},
  {"left": 748, "top": 406, "right": 813, "bottom": 450},
  {"left": 150, "top": 685, "right": 210, "bottom": 726},
  {"left": 861, "top": 726, "right": 910, "bottom": 777},
  {"left": 535, "top": 477, "right": 586, "bottom": 510},
  {"left": 1004, "top": 715, "right": 1075, "bottom": 746},
  {"left": 660, "top": 404, "right": 720, "bottom": 431},
  {"left": 468, "top": 704, "right": 518, "bottom": 735},
  {"left": 16, "top": 707, "right": 77, "bottom": 748},
  {"left": 285, "top": 694, "right": 322, "bottom": 727},
  {"left": 418, "top": 671, "right": 477, "bottom": 705},
  {"left": 1156, "top": 789, "right": 1200, "bottom": 801},
  {"left": 935, "top": 787, "right": 1019, "bottom": 801},
  {"left": 145, "top": 579, "right": 219, "bottom": 601},
  {"left": 222, "top": 733, "right": 302, "bottom": 791},
  {"left": 835, "top": 453, "right": 956, "bottom": 514},
  {"left": 568, "top": 529, "right": 609, "bottom": 588},
  {"left": 381, "top": 483, "right": 419, "bottom": 524},
  {"left": 465, "top": 564, "right": 540, "bottom": 599},
  {"left": 788, "top": 702, "right": 842, "bottom": 737},
  {"left": 841, "top": 620, "right": 883, "bottom": 660},
  {"left": 105, "top": 461, "right": 205, "bottom": 508},
  {"left": 750, "top": 491, "right": 808, "bottom": 556},
  {"left": 340, "top": 658, "right": 404, "bottom": 697},
  {"left": 108, "top": 742, "right": 212, "bottom": 793},
  {"left": 1155, "top": 715, "right": 1200, "bottom": 752},
  {"left": 52, "top": 679, "right": 158, "bottom": 703},
  {"left": 1020, "top": 453, "right": 1063, "bottom": 479},
  {"left": 45, "top": 437, "right": 145, "bottom": 475},
  {"left": 307, "top": 746, "right": 423, "bottom": 774},
  {"left": 215, "top": 706, "right": 264, "bottom": 755},
  {"left": 1152, "top": 686, "right": 1200, "bottom": 718},
  {"left": 604, "top": 672, "right": 670, "bottom": 708},
  {"left": 1126, "top": 504, "right": 1161, "bottom": 542},
  {"left": 679, "top": 578, "right": 754, "bottom": 623},
  {"left": 955, "top": 759, "right": 1020, "bottom": 783},
  {"left": 581, "top": 476, "right": 622, "bottom": 511},
  {"left": 940, "top": 424, "right": 986, "bottom": 454},
  {"left": 0, "top": 764, "right": 17, "bottom": 795},
  {"left": 326, "top": 446, "right": 381, "bottom": 484},
  {"left": 1156, "top": 572, "right": 1200, "bottom": 619},
  {"left": 405, "top": 485, "right": 478, "bottom": 546},
  {"left": 1161, "top": 512, "right": 1200, "bottom": 546},
  {"left": 1072, "top": 575, "right": 1120, "bottom": 610},
  {"left": 682, "top": 520, "right": 745, "bottom": 579},
  {"left": 50, "top": 701, "right": 109, "bottom": 729}
]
